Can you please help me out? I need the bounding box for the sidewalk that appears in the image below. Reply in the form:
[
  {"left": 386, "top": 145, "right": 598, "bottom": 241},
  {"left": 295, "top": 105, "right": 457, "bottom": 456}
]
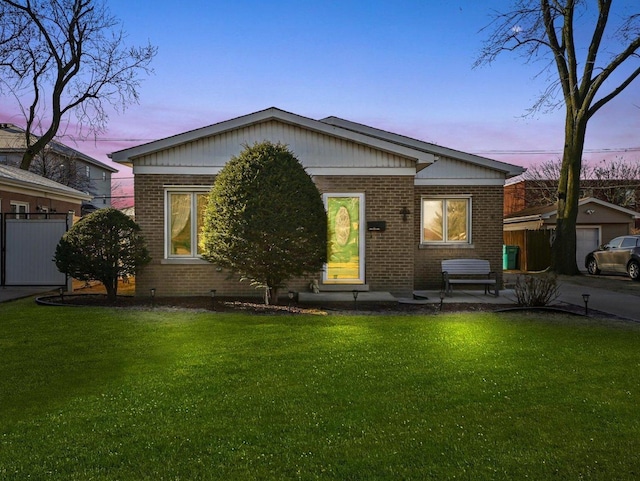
[{"left": 0, "top": 286, "right": 58, "bottom": 303}]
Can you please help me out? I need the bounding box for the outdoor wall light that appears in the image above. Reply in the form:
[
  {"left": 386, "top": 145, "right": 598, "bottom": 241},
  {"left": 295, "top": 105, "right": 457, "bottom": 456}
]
[
  {"left": 582, "top": 293, "right": 590, "bottom": 316},
  {"left": 400, "top": 207, "right": 411, "bottom": 222}
]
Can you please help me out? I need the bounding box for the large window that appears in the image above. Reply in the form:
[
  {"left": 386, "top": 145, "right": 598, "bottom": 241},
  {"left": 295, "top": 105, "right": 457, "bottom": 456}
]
[
  {"left": 166, "top": 190, "right": 209, "bottom": 257},
  {"left": 421, "top": 197, "right": 471, "bottom": 244}
]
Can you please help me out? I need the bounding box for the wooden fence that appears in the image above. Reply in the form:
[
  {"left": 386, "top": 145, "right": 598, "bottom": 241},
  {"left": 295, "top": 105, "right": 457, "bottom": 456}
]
[{"left": 503, "top": 230, "right": 552, "bottom": 272}]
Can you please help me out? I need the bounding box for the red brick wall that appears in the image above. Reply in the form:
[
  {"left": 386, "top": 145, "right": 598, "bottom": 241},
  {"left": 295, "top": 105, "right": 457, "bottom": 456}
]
[
  {"left": 414, "top": 185, "right": 504, "bottom": 290},
  {"left": 504, "top": 182, "right": 526, "bottom": 216},
  {"left": 0, "top": 189, "right": 81, "bottom": 215},
  {"left": 135, "top": 173, "right": 416, "bottom": 297}
]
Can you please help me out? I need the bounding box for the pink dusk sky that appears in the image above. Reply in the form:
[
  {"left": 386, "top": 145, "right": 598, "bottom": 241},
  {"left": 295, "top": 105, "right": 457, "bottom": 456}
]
[{"left": 2, "top": 1, "right": 640, "bottom": 206}]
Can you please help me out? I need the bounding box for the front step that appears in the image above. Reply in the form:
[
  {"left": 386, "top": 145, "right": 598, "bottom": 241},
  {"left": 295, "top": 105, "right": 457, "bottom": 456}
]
[
  {"left": 318, "top": 284, "right": 370, "bottom": 292},
  {"left": 298, "top": 290, "right": 395, "bottom": 304}
]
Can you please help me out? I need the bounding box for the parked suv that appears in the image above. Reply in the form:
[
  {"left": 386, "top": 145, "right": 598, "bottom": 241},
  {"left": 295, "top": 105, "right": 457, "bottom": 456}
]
[{"left": 585, "top": 235, "right": 640, "bottom": 280}]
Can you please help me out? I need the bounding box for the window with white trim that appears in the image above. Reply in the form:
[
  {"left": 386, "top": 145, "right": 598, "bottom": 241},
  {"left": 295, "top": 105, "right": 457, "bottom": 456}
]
[
  {"left": 166, "top": 190, "right": 209, "bottom": 257},
  {"left": 10, "top": 201, "right": 28, "bottom": 219},
  {"left": 421, "top": 197, "right": 471, "bottom": 244}
]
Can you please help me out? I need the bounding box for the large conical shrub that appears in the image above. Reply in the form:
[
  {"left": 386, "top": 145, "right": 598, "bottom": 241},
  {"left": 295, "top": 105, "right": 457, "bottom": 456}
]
[{"left": 201, "top": 141, "right": 327, "bottom": 304}]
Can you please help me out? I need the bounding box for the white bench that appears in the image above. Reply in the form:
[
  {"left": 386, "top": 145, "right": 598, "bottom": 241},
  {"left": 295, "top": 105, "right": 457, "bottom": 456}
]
[{"left": 441, "top": 259, "right": 499, "bottom": 297}]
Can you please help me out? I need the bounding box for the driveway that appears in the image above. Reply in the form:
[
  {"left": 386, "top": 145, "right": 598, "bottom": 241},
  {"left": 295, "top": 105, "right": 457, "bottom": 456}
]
[{"left": 507, "top": 272, "right": 640, "bottom": 323}]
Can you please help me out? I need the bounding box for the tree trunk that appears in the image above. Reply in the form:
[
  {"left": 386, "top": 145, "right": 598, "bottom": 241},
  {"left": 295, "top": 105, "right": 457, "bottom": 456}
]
[
  {"left": 19, "top": 119, "right": 60, "bottom": 171},
  {"left": 104, "top": 277, "right": 118, "bottom": 301},
  {"left": 551, "top": 112, "right": 587, "bottom": 275},
  {"left": 264, "top": 286, "right": 279, "bottom": 305}
]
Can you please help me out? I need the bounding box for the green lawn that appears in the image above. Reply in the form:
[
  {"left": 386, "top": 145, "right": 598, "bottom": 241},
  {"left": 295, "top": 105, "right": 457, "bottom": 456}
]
[{"left": 1, "top": 299, "right": 640, "bottom": 480}]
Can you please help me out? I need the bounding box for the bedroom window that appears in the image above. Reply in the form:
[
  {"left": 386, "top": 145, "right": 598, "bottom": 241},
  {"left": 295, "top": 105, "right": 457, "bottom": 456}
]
[
  {"left": 166, "top": 191, "right": 209, "bottom": 257},
  {"left": 421, "top": 197, "right": 471, "bottom": 244}
]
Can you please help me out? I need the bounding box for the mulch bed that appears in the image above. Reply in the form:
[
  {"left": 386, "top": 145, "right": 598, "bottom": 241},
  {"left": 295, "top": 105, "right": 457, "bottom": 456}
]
[{"left": 37, "top": 292, "right": 609, "bottom": 318}]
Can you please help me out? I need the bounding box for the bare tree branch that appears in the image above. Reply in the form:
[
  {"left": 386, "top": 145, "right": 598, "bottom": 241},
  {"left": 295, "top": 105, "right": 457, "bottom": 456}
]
[
  {"left": 477, "top": 0, "right": 640, "bottom": 274},
  {"left": 0, "top": 0, "right": 157, "bottom": 170}
]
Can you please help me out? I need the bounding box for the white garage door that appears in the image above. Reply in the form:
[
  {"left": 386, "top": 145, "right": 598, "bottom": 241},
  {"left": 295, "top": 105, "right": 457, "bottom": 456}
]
[{"left": 576, "top": 227, "right": 600, "bottom": 271}]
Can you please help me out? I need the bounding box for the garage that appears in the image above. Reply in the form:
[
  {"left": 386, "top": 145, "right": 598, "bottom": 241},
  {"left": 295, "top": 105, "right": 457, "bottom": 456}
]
[
  {"left": 504, "top": 198, "right": 639, "bottom": 272},
  {"left": 576, "top": 227, "right": 600, "bottom": 271}
]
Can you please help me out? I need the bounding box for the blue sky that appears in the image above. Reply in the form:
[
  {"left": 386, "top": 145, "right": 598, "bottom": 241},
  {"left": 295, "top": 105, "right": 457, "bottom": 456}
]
[{"left": 2, "top": 0, "right": 640, "bottom": 200}]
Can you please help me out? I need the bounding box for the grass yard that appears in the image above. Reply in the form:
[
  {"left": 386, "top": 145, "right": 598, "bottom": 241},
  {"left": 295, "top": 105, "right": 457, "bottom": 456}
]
[{"left": 1, "top": 300, "right": 640, "bottom": 480}]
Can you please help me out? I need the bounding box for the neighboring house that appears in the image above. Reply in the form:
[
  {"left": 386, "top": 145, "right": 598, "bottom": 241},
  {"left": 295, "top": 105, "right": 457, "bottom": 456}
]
[
  {"left": 504, "top": 197, "right": 640, "bottom": 271},
  {"left": 111, "top": 107, "right": 524, "bottom": 298},
  {"left": 505, "top": 178, "right": 640, "bottom": 228},
  {"left": 0, "top": 163, "right": 92, "bottom": 216},
  {"left": 0, "top": 164, "right": 93, "bottom": 286},
  {"left": 0, "top": 123, "right": 117, "bottom": 212}
]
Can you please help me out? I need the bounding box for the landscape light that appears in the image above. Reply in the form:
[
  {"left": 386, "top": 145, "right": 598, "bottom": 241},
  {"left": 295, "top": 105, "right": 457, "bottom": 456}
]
[{"left": 582, "top": 293, "right": 590, "bottom": 316}]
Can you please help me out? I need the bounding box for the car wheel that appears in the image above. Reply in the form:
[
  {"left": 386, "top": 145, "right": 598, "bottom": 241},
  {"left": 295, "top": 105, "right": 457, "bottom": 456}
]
[
  {"left": 586, "top": 257, "right": 600, "bottom": 275},
  {"left": 628, "top": 261, "right": 640, "bottom": 281}
]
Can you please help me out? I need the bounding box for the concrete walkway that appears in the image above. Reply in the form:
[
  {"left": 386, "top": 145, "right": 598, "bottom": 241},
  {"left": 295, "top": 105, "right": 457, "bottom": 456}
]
[
  {"left": 300, "top": 274, "right": 640, "bottom": 321},
  {"left": 0, "top": 286, "right": 58, "bottom": 303}
]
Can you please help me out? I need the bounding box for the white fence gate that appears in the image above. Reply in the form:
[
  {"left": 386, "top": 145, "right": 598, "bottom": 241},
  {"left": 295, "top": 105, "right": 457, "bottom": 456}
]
[{"left": 1, "top": 213, "right": 70, "bottom": 286}]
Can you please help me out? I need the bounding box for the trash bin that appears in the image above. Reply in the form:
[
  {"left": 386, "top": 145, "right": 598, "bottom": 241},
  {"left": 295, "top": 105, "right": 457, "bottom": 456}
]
[{"left": 503, "top": 245, "right": 519, "bottom": 270}]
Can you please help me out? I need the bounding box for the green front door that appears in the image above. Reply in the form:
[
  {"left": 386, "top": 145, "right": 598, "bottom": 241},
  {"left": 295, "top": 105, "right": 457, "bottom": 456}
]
[{"left": 323, "top": 194, "right": 365, "bottom": 284}]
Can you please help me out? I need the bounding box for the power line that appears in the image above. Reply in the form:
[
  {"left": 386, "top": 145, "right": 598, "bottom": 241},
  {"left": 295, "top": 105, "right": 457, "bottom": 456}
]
[{"left": 474, "top": 147, "right": 640, "bottom": 156}]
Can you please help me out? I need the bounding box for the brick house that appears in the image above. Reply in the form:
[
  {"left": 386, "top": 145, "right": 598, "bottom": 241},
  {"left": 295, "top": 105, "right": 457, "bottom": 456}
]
[
  {"left": 0, "top": 123, "right": 117, "bottom": 213},
  {"left": 111, "top": 108, "right": 524, "bottom": 298},
  {"left": 0, "top": 164, "right": 91, "bottom": 217}
]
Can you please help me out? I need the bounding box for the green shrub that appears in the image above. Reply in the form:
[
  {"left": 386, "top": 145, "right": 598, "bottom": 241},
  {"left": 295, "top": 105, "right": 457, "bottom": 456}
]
[
  {"left": 201, "top": 142, "right": 327, "bottom": 304},
  {"left": 54, "top": 208, "right": 151, "bottom": 299},
  {"left": 514, "top": 273, "right": 560, "bottom": 307}
]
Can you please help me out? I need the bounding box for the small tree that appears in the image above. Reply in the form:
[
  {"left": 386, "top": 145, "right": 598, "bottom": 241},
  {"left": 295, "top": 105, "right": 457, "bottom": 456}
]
[
  {"left": 54, "top": 208, "right": 150, "bottom": 300},
  {"left": 201, "top": 142, "right": 327, "bottom": 304}
]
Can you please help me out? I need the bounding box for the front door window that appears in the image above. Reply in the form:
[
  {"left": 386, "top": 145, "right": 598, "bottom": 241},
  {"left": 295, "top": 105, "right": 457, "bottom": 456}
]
[{"left": 323, "top": 194, "right": 365, "bottom": 284}]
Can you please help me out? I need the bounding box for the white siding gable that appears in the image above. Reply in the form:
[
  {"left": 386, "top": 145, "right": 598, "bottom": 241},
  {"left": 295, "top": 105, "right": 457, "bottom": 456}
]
[
  {"left": 131, "top": 120, "right": 416, "bottom": 176},
  {"left": 415, "top": 156, "right": 506, "bottom": 186}
]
